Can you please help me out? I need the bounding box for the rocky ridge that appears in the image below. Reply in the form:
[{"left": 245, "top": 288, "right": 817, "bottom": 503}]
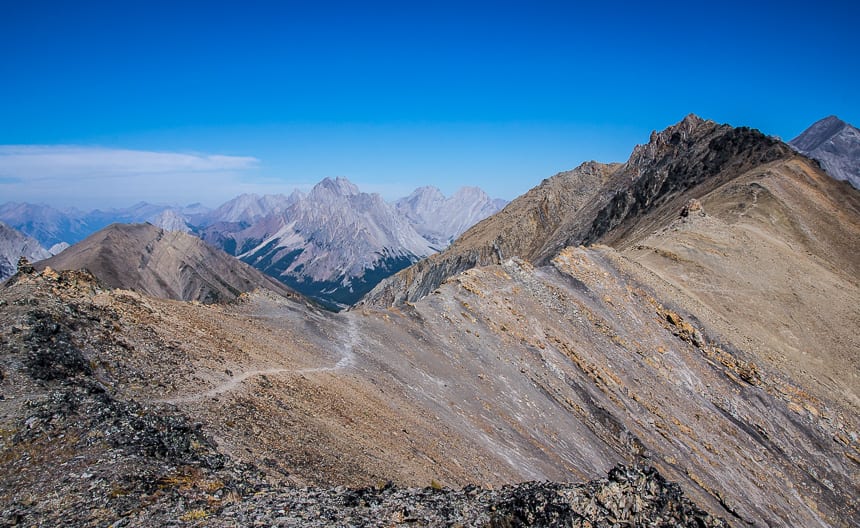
[{"left": 363, "top": 115, "right": 793, "bottom": 306}]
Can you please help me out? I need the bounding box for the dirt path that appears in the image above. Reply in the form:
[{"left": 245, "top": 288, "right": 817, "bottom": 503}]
[{"left": 153, "top": 314, "right": 359, "bottom": 404}]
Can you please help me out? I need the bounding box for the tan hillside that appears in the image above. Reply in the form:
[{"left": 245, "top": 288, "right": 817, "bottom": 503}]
[{"left": 35, "top": 222, "right": 301, "bottom": 303}]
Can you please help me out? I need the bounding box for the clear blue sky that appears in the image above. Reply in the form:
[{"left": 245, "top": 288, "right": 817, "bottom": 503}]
[{"left": 1, "top": 1, "right": 857, "bottom": 208}]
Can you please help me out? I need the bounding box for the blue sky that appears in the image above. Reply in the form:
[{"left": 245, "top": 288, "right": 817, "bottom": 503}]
[{"left": 1, "top": 1, "right": 857, "bottom": 208}]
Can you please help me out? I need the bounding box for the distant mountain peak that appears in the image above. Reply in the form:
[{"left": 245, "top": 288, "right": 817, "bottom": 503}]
[
  {"left": 315, "top": 176, "right": 360, "bottom": 196},
  {"left": 790, "top": 115, "right": 860, "bottom": 188},
  {"left": 149, "top": 209, "right": 191, "bottom": 233},
  {"left": 790, "top": 115, "right": 851, "bottom": 150},
  {"left": 395, "top": 185, "right": 508, "bottom": 250}
]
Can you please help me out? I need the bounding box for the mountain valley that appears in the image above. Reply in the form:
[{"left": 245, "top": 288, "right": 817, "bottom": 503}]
[{"left": 1, "top": 182, "right": 507, "bottom": 309}]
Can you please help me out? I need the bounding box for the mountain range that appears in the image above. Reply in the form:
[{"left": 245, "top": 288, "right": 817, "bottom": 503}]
[
  {"left": 1, "top": 114, "right": 857, "bottom": 526},
  {"left": 220, "top": 178, "right": 437, "bottom": 308},
  {"left": 1, "top": 181, "right": 507, "bottom": 308},
  {"left": 5, "top": 111, "right": 857, "bottom": 309}
]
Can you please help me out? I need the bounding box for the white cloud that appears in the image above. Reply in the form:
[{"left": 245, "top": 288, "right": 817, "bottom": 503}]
[
  {"left": 0, "top": 145, "right": 284, "bottom": 208},
  {"left": 0, "top": 145, "right": 259, "bottom": 177}
]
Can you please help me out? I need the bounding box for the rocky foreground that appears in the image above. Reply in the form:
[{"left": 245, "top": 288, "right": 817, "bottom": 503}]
[
  {"left": 212, "top": 465, "right": 724, "bottom": 527},
  {"left": 0, "top": 266, "right": 724, "bottom": 526}
]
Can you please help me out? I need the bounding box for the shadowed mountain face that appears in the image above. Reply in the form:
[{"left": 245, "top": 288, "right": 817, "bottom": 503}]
[
  {"left": 34, "top": 223, "right": 300, "bottom": 303},
  {"left": 1, "top": 115, "right": 858, "bottom": 527},
  {"left": 790, "top": 115, "right": 860, "bottom": 189}
]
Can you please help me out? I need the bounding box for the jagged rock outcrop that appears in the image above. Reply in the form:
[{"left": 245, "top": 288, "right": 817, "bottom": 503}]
[
  {"left": 396, "top": 186, "right": 507, "bottom": 248},
  {"left": 790, "top": 115, "right": 860, "bottom": 188},
  {"left": 0, "top": 221, "right": 50, "bottom": 281},
  {"left": 34, "top": 223, "right": 300, "bottom": 303}
]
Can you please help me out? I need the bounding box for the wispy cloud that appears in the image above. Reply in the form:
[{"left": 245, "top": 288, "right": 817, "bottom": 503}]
[{"left": 0, "top": 145, "right": 274, "bottom": 208}]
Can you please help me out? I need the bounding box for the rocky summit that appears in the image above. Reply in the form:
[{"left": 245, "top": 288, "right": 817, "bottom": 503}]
[{"left": 0, "top": 115, "right": 858, "bottom": 527}]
